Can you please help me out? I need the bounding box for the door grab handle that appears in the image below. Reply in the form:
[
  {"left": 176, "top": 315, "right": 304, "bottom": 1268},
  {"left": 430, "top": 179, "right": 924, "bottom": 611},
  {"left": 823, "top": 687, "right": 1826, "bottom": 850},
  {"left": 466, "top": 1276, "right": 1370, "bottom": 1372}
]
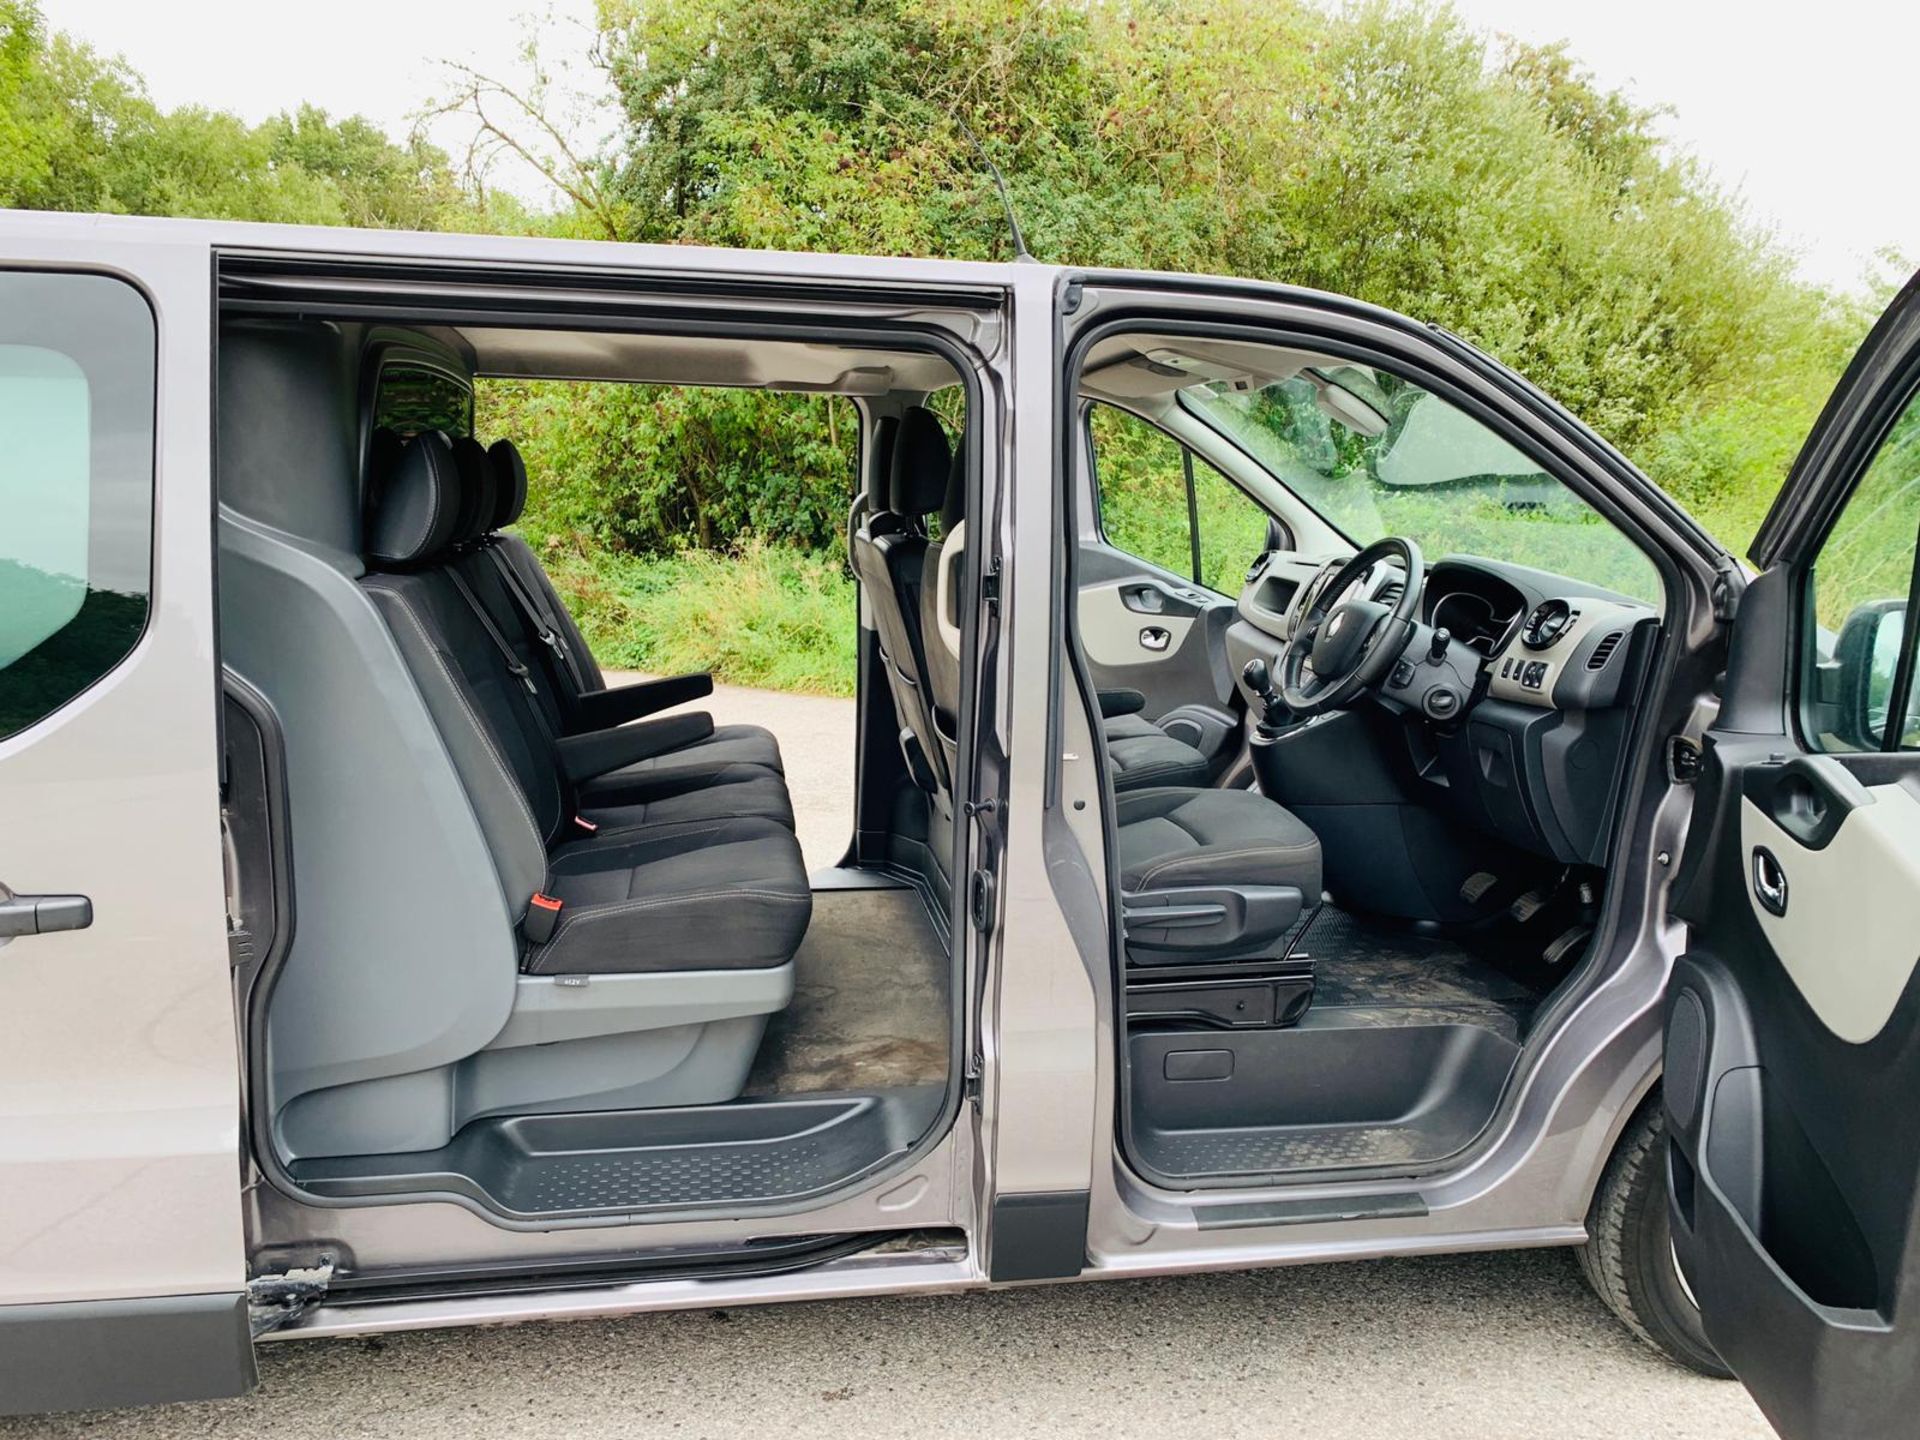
[
  {"left": 0, "top": 891, "right": 93, "bottom": 939},
  {"left": 1751, "top": 847, "right": 1788, "bottom": 917},
  {"left": 1139, "top": 626, "right": 1172, "bottom": 652}
]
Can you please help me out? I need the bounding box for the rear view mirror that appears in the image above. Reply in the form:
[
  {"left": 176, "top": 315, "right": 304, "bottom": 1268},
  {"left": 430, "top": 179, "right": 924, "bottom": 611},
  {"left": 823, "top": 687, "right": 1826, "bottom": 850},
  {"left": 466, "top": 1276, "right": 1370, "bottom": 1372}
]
[{"left": 1811, "top": 598, "right": 1907, "bottom": 749}]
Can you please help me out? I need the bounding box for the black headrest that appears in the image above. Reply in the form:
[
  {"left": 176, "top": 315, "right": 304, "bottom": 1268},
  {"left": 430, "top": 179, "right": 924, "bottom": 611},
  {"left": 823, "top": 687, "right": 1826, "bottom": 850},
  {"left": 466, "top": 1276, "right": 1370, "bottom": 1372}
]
[
  {"left": 365, "top": 426, "right": 404, "bottom": 508},
  {"left": 368, "top": 432, "right": 463, "bottom": 568},
  {"left": 448, "top": 435, "right": 498, "bottom": 545},
  {"left": 942, "top": 433, "right": 967, "bottom": 532},
  {"left": 488, "top": 438, "right": 528, "bottom": 529},
  {"left": 889, "top": 406, "right": 952, "bottom": 516}
]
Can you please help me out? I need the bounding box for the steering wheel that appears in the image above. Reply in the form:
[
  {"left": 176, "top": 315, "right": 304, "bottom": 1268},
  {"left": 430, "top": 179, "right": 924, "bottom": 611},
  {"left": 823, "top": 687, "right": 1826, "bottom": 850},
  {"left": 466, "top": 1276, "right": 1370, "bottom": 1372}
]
[{"left": 1279, "top": 536, "right": 1425, "bottom": 716}]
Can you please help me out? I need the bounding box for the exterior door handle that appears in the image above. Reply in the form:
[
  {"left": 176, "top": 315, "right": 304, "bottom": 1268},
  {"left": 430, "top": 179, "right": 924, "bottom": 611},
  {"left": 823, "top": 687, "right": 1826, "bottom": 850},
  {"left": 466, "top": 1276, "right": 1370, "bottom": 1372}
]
[
  {"left": 0, "top": 887, "right": 93, "bottom": 939},
  {"left": 1139, "top": 626, "right": 1172, "bottom": 652}
]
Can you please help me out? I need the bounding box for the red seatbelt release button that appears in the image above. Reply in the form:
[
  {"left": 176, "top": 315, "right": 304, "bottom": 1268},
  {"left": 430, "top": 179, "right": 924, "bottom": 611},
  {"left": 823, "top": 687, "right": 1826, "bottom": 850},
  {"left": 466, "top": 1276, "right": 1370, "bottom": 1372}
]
[{"left": 524, "top": 891, "right": 564, "bottom": 944}]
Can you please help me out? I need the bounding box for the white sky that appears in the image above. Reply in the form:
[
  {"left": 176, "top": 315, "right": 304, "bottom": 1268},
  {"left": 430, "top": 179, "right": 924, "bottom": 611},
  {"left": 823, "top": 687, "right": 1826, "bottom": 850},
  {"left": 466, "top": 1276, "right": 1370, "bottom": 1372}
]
[{"left": 38, "top": 0, "right": 1920, "bottom": 293}]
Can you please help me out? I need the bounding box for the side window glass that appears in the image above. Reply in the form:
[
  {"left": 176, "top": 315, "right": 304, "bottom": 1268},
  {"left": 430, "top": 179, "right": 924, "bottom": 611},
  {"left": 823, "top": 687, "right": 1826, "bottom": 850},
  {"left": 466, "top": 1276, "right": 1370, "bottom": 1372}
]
[
  {"left": 0, "top": 272, "right": 155, "bottom": 741},
  {"left": 1804, "top": 387, "right": 1920, "bottom": 752},
  {"left": 374, "top": 362, "right": 472, "bottom": 437},
  {"left": 1089, "top": 403, "right": 1270, "bottom": 594}
]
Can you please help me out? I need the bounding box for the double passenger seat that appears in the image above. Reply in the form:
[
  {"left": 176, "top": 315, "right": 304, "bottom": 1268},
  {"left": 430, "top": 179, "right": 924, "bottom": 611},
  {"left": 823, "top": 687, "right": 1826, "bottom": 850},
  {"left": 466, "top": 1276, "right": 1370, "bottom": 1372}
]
[
  {"left": 452, "top": 435, "right": 795, "bottom": 830},
  {"left": 362, "top": 432, "right": 812, "bottom": 998}
]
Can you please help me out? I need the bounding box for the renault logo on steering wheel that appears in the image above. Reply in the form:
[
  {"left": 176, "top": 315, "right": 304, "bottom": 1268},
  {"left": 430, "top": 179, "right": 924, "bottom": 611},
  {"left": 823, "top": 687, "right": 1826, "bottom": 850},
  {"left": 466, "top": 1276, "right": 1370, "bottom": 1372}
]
[{"left": 1327, "top": 611, "right": 1345, "bottom": 635}]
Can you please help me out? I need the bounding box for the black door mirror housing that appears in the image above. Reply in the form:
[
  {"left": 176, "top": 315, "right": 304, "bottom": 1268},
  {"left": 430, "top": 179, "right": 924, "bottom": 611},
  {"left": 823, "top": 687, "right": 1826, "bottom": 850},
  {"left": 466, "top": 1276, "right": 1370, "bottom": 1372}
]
[{"left": 1811, "top": 598, "right": 1906, "bottom": 749}]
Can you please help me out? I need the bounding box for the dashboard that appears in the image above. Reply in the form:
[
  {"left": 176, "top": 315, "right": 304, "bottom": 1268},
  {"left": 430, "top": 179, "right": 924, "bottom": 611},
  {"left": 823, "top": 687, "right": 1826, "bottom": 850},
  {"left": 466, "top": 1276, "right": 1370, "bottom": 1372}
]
[{"left": 1229, "top": 548, "right": 1661, "bottom": 867}]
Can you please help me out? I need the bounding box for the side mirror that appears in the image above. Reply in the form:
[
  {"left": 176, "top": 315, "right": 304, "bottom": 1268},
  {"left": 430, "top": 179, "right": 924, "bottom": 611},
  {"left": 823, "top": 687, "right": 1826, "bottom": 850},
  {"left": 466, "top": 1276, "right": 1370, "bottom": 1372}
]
[{"left": 1812, "top": 598, "right": 1907, "bottom": 748}]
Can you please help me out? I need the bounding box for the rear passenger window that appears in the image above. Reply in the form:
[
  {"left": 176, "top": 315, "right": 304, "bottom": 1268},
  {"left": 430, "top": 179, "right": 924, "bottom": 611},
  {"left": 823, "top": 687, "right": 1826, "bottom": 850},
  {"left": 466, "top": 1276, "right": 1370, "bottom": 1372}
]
[
  {"left": 374, "top": 361, "right": 472, "bottom": 437},
  {"left": 0, "top": 272, "right": 155, "bottom": 740}
]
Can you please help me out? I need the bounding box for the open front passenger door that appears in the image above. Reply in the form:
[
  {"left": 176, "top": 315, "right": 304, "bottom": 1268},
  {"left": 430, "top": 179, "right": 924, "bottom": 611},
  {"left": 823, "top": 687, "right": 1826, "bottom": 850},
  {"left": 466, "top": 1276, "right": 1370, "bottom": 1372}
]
[{"left": 1668, "top": 271, "right": 1920, "bottom": 1439}]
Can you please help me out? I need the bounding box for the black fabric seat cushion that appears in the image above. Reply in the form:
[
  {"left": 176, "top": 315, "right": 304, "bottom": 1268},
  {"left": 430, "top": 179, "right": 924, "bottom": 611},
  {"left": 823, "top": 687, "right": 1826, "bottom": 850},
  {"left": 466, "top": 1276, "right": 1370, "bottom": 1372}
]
[
  {"left": 581, "top": 766, "right": 795, "bottom": 832},
  {"left": 531, "top": 817, "right": 812, "bottom": 975},
  {"left": 1115, "top": 787, "right": 1323, "bottom": 897},
  {"left": 1103, "top": 713, "right": 1210, "bottom": 791}
]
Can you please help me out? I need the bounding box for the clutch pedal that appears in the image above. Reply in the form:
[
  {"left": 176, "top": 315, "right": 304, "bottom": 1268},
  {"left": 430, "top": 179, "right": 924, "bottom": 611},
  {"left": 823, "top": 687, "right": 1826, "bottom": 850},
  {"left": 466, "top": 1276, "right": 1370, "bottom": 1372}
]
[{"left": 1458, "top": 871, "right": 1498, "bottom": 904}]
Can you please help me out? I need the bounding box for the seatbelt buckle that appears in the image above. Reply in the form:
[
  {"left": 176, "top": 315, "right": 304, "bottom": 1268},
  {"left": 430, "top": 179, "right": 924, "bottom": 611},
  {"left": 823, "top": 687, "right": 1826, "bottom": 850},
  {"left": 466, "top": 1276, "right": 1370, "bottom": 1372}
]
[
  {"left": 523, "top": 892, "right": 563, "bottom": 945},
  {"left": 572, "top": 814, "right": 599, "bottom": 834}
]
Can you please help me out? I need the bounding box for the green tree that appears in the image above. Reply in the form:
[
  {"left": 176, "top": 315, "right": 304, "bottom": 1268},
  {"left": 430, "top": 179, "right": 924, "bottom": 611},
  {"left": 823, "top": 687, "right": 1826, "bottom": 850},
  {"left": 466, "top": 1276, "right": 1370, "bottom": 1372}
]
[{"left": 0, "top": 1, "right": 465, "bottom": 226}]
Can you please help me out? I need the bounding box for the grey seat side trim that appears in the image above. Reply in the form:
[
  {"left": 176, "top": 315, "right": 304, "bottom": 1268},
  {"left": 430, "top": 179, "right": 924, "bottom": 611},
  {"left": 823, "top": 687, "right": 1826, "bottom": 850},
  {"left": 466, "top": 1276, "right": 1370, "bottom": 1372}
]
[{"left": 363, "top": 577, "right": 548, "bottom": 912}]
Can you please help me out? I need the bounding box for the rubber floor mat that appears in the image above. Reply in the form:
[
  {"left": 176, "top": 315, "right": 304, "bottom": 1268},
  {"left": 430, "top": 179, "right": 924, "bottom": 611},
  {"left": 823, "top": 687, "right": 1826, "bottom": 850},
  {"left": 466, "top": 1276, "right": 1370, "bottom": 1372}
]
[{"left": 744, "top": 885, "right": 951, "bottom": 1096}]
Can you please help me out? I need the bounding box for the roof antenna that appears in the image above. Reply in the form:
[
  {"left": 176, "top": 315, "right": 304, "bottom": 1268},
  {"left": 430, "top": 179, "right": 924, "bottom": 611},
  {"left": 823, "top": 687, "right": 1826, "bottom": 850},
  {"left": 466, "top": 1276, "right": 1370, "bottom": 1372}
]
[{"left": 955, "top": 119, "right": 1032, "bottom": 262}]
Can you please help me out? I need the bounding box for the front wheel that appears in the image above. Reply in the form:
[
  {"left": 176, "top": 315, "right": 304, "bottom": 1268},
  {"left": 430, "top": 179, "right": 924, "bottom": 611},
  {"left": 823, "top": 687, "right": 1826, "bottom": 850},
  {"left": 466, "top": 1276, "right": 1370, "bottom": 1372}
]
[{"left": 1577, "top": 1094, "right": 1731, "bottom": 1377}]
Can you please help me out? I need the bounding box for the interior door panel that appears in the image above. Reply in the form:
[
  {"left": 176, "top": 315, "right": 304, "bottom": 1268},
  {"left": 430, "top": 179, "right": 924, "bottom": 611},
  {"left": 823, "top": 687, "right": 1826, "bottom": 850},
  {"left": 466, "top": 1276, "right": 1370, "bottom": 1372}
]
[
  {"left": 1668, "top": 736, "right": 1920, "bottom": 1438},
  {"left": 1075, "top": 543, "right": 1236, "bottom": 718}
]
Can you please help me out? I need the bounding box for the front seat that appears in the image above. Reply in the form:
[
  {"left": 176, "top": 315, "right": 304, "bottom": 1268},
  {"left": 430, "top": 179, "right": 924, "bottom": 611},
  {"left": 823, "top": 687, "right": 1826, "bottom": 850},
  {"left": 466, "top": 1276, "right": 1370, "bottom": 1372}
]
[{"left": 1114, "top": 786, "right": 1323, "bottom": 966}]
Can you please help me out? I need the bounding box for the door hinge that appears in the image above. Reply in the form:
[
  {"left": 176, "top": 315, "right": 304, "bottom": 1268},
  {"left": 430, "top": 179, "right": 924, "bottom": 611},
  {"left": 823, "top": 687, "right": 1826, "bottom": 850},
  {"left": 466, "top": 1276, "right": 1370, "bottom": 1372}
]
[
  {"left": 1710, "top": 553, "right": 1744, "bottom": 622},
  {"left": 247, "top": 1255, "right": 335, "bottom": 1337},
  {"left": 1668, "top": 734, "right": 1704, "bottom": 785}
]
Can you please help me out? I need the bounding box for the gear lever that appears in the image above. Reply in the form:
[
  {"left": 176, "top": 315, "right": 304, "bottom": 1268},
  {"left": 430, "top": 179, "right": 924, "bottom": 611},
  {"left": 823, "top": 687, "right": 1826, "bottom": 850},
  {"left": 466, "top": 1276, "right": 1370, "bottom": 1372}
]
[{"left": 1242, "top": 657, "right": 1287, "bottom": 737}]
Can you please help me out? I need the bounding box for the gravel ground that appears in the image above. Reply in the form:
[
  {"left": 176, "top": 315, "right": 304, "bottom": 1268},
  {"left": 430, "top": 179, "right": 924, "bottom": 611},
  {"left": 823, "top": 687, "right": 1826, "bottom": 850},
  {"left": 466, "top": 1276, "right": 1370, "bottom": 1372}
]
[{"left": 1, "top": 680, "right": 1770, "bottom": 1438}]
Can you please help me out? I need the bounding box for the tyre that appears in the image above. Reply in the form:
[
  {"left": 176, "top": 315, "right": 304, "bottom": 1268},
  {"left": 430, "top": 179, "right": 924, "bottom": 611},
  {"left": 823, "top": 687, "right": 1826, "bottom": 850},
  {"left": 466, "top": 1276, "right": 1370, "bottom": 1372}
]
[{"left": 1577, "top": 1092, "right": 1732, "bottom": 1377}]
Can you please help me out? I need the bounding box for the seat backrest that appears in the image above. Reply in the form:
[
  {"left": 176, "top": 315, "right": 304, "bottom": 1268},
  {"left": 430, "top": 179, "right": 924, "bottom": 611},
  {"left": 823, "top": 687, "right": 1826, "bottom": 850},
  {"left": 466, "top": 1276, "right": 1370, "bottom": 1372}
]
[
  {"left": 359, "top": 434, "right": 569, "bottom": 909},
  {"left": 852, "top": 406, "right": 953, "bottom": 794}
]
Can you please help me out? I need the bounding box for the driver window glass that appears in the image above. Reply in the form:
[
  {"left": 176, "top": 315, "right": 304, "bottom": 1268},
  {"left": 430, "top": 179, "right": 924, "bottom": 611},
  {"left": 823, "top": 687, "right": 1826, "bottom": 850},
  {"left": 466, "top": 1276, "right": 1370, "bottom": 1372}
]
[
  {"left": 1802, "top": 386, "right": 1920, "bottom": 753},
  {"left": 1089, "top": 403, "right": 1271, "bottom": 594},
  {"left": 1183, "top": 367, "right": 1662, "bottom": 605}
]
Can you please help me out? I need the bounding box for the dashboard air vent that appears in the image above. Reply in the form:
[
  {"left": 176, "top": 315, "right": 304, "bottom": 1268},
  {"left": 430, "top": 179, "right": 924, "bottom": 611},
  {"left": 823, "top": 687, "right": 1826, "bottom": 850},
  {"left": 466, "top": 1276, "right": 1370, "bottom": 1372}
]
[
  {"left": 1587, "top": 630, "right": 1625, "bottom": 671},
  {"left": 1376, "top": 580, "right": 1404, "bottom": 609}
]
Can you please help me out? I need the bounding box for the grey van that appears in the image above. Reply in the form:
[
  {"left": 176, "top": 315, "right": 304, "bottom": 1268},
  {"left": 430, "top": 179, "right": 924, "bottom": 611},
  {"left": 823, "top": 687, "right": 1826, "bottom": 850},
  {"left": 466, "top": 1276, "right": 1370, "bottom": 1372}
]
[{"left": 1, "top": 211, "right": 1917, "bottom": 1439}]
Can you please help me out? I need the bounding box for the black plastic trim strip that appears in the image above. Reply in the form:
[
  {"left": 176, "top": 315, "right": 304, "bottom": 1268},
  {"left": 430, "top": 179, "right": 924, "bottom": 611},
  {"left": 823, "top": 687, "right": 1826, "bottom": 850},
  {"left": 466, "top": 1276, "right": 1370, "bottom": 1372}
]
[
  {"left": 0, "top": 1292, "right": 255, "bottom": 1416},
  {"left": 989, "top": 1191, "right": 1090, "bottom": 1282},
  {"left": 319, "top": 1230, "right": 938, "bottom": 1307},
  {"left": 217, "top": 249, "right": 1007, "bottom": 315}
]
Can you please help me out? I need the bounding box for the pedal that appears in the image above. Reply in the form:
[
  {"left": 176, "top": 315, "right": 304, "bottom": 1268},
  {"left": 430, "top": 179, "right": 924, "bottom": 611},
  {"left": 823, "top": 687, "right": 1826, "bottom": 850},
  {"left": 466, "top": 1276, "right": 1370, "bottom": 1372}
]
[
  {"left": 1542, "top": 925, "right": 1592, "bottom": 966},
  {"left": 1508, "top": 887, "right": 1551, "bottom": 924},
  {"left": 1458, "top": 871, "right": 1498, "bottom": 905}
]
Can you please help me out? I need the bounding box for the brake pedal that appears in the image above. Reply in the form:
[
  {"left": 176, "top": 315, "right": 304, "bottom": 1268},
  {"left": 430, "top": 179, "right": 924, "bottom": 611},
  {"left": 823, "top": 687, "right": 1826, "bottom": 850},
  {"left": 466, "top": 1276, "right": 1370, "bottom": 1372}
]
[
  {"left": 1458, "top": 871, "right": 1498, "bottom": 905},
  {"left": 1542, "top": 925, "right": 1592, "bottom": 967},
  {"left": 1508, "top": 887, "right": 1551, "bottom": 924}
]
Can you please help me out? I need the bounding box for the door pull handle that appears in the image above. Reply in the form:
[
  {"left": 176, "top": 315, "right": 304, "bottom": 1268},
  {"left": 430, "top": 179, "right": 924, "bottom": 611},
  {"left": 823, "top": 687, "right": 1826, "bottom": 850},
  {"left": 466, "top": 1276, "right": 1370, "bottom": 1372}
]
[
  {"left": 1751, "top": 847, "right": 1788, "bottom": 917},
  {"left": 1139, "top": 626, "right": 1171, "bottom": 652}
]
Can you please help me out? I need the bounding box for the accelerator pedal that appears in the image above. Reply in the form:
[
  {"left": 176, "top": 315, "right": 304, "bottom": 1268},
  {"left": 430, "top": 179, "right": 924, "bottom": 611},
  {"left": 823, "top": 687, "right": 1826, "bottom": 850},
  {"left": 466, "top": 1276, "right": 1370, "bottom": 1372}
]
[
  {"left": 1458, "top": 871, "right": 1499, "bottom": 905},
  {"left": 1543, "top": 925, "right": 1593, "bottom": 967}
]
